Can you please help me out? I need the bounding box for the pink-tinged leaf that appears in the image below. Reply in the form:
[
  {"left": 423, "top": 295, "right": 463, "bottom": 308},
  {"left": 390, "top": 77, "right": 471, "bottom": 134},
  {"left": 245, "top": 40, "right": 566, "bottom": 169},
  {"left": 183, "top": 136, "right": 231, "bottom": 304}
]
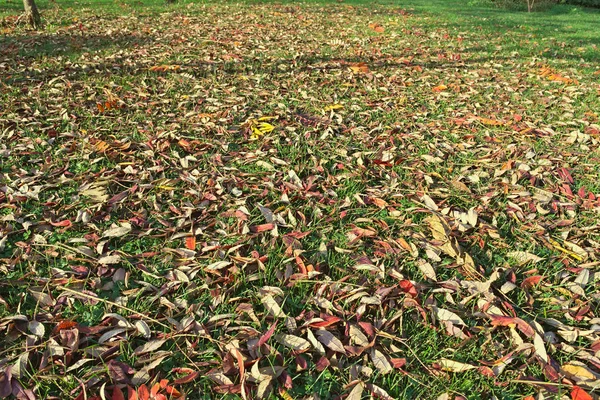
[
  {"left": 571, "top": 386, "right": 593, "bottom": 400},
  {"left": 315, "top": 356, "right": 330, "bottom": 371},
  {"left": 478, "top": 366, "right": 495, "bottom": 377},
  {"left": 366, "top": 383, "right": 394, "bottom": 400},
  {"left": 296, "top": 355, "right": 308, "bottom": 371},
  {"left": 0, "top": 368, "right": 12, "bottom": 397},
  {"left": 390, "top": 358, "right": 407, "bottom": 369},
  {"left": 358, "top": 321, "right": 375, "bottom": 338},
  {"left": 111, "top": 387, "right": 125, "bottom": 400},
  {"left": 557, "top": 167, "right": 574, "bottom": 184},
  {"left": 11, "top": 380, "right": 35, "bottom": 400},
  {"left": 257, "top": 322, "right": 277, "bottom": 348}
]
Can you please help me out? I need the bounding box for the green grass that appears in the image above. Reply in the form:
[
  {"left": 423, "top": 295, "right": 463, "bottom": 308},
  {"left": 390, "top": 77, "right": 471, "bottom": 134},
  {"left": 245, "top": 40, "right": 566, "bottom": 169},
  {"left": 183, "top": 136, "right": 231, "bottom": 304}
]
[{"left": 1, "top": 0, "right": 600, "bottom": 399}]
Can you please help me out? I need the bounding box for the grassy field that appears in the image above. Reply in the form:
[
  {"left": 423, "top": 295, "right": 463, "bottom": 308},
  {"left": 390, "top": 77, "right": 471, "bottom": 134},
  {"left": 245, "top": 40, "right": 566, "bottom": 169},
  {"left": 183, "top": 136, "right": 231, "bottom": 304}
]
[{"left": 1, "top": 0, "right": 599, "bottom": 399}]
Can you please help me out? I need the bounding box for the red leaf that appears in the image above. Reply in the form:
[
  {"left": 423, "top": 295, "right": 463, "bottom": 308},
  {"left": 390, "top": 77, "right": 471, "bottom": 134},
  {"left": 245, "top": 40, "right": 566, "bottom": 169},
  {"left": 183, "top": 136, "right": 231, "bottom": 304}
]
[
  {"left": 185, "top": 236, "right": 196, "bottom": 250},
  {"left": 398, "top": 280, "right": 418, "bottom": 297},
  {"left": 250, "top": 223, "right": 275, "bottom": 233},
  {"left": 172, "top": 370, "right": 199, "bottom": 385},
  {"left": 111, "top": 387, "right": 125, "bottom": 400},
  {"left": 257, "top": 322, "right": 277, "bottom": 347},
  {"left": 489, "top": 315, "right": 535, "bottom": 337},
  {"left": 50, "top": 219, "right": 72, "bottom": 228},
  {"left": 308, "top": 316, "right": 342, "bottom": 328},
  {"left": 521, "top": 275, "right": 543, "bottom": 289},
  {"left": 137, "top": 384, "right": 150, "bottom": 400},
  {"left": 571, "top": 386, "right": 593, "bottom": 400},
  {"left": 315, "top": 356, "right": 330, "bottom": 371}
]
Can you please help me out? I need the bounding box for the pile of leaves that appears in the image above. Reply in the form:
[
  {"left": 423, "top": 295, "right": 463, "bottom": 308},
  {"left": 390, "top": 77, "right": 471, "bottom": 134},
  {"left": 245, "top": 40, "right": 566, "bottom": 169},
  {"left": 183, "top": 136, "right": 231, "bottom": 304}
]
[{"left": 0, "top": 1, "right": 599, "bottom": 399}]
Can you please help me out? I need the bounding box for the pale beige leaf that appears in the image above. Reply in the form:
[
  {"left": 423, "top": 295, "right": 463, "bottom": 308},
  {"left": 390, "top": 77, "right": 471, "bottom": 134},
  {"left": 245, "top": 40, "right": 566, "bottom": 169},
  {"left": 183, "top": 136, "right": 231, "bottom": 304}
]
[
  {"left": 274, "top": 334, "right": 310, "bottom": 351},
  {"left": 346, "top": 382, "right": 364, "bottom": 400},
  {"left": 507, "top": 251, "right": 544, "bottom": 266},
  {"left": 370, "top": 349, "right": 392, "bottom": 374},
  {"left": 366, "top": 383, "right": 394, "bottom": 400},
  {"left": 134, "top": 339, "right": 166, "bottom": 355},
  {"left": 98, "top": 328, "right": 128, "bottom": 344},
  {"left": 438, "top": 358, "right": 477, "bottom": 372},
  {"left": 417, "top": 259, "right": 437, "bottom": 281},
  {"left": 533, "top": 332, "right": 548, "bottom": 363},
  {"left": 98, "top": 254, "right": 122, "bottom": 265},
  {"left": 349, "top": 324, "right": 369, "bottom": 347},
  {"left": 421, "top": 194, "right": 438, "bottom": 211},
  {"left": 316, "top": 329, "right": 346, "bottom": 355},
  {"left": 102, "top": 223, "right": 131, "bottom": 238},
  {"left": 28, "top": 320, "right": 45, "bottom": 338},
  {"left": 261, "top": 295, "right": 287, "bottom": 318},
  {"left": 433, "top": 306, "right": 465, "bottom": 326}
]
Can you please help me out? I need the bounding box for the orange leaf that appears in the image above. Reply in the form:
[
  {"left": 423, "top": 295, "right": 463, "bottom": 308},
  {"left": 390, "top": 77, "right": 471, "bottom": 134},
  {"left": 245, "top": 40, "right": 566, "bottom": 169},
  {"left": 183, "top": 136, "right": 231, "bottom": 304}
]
[
  {"left": 432, "top": 84, "right": 447, "bottom": 92},
  {"left": 571, "top": 386, "right": 593, "bottom": 400},
  {"left": 349, "top": 62, "right": 370, "bottom": 74},
  {"left": 521, "top": 275, "right": 544, "bottom": 289},
  {"left": 398, "top": 280, "right": 418, "bottom": 297},
  {"left": 127, "top": 386, "right": 138, "bottom": 400},
  {"left": 164, "top": 385, "right": 181, "bottom": 397},
  {"left": 185, "top": 236, "right": 196, "bottom": 250},
  {"left": 54, "top": 320, "right": 78, "bottom": 333},
  {"left": 137, "top": 385, "right": 149, "bottom": 400},
  {"left": 150, "top": 383, "right": 160, "bottom": 397},
  {"left": 477, "top": 117, "right": 505, "bottom": 126},
  {"left": 369, "top": 23, "right": 384, "bottom": 33}
]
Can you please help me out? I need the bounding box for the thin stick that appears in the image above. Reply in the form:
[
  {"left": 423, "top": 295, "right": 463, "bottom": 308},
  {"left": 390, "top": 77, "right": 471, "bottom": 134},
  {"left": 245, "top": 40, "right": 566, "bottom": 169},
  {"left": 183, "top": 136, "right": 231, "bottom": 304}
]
[{"left": 57, "top": 285, "right": 170, "bottom": 329}]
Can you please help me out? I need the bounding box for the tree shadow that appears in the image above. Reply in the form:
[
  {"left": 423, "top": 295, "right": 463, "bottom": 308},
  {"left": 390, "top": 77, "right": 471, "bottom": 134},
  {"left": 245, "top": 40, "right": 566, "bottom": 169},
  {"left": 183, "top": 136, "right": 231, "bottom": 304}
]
[{"left": 0, "top": 30, "right": 154, "bottom": 59}]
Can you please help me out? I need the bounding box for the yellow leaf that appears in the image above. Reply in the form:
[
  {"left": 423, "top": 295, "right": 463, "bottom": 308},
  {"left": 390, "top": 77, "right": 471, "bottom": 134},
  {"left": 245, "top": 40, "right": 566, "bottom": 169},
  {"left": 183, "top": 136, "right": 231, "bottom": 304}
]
[
  {"left": 324, "top": 104, "right": 344, "bottom": 111},
  {"left": 257, "top": 116, "right": 277, "bottom": 121}
]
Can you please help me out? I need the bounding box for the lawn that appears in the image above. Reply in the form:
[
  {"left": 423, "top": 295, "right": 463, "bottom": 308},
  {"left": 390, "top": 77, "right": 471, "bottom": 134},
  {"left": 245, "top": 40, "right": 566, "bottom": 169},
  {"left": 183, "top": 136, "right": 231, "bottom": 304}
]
[{"left": 0, "top": 0, "right": 599, "bottom": 399}]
